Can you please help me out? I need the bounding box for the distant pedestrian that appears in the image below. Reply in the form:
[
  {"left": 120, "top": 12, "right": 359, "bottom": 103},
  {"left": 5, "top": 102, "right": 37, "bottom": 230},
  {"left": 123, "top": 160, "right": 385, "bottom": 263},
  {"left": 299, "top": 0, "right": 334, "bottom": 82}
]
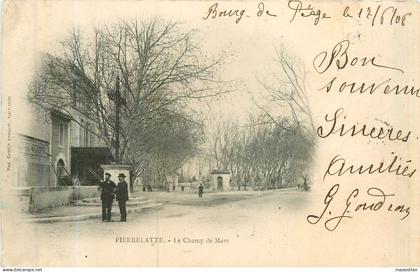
[
  {"left": 198, "top": 183, "right": 203, "bottom": 198},
  {"left": 99, "top": 173, "right": 116, "bottom": 222},
  {"left": 116, "top": 173, "right": 129, "bottom": 222},
  {"left": 181, "top": 185, "right": 185, "bottom": 192},
  {"left": 303, "top": 176, "right": 310, "bottom": 191},
  {"left": 173, "top": 184, "right": 176, "bottom": 191},
  {"left": 143, "top": 186, "right": 146, "bottom": 192},
  {"left": 147, "top": 184, "right": 152, "bottom": 192}
]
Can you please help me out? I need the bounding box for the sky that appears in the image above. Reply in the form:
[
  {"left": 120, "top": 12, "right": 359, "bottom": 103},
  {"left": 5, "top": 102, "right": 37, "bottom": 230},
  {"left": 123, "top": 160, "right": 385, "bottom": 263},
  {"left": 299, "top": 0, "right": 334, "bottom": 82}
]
[{"left": 6, "top": 0, "right": 323, "bottom": 136}]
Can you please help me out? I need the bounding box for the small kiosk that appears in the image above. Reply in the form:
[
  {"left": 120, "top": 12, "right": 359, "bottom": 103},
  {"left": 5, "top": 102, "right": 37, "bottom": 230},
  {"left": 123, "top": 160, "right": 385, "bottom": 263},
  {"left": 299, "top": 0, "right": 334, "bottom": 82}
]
[{"left": 210, "top": 170, "right": 231, "bottom": 192}]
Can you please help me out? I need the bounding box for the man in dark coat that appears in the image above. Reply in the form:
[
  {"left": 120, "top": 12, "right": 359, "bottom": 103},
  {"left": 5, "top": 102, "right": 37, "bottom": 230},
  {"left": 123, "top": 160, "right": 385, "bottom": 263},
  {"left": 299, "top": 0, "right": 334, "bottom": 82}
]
[
  {"left": 99, "top": 173, "right": 116, "bottom": 222},
  {"left": 198, "top": 183, "right": 204, "bottom": 198},
  {"left": 116, "top": 173, "right": 129, "bottom": 222}
]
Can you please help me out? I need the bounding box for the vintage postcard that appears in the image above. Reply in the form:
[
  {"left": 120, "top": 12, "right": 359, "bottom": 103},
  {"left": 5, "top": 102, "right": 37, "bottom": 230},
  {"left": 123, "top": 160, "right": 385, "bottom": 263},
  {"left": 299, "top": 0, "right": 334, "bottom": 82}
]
[{"left": 1, "top": 0, "right": 419, "bottom": 267}]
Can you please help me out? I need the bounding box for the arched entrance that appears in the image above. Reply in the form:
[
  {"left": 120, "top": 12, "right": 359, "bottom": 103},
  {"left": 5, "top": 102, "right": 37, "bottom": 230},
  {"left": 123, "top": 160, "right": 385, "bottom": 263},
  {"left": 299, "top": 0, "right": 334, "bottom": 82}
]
[
  {"left": 57, "top": 159, "right": 65, "bottom": 177},
  {"left": 56, "top": 159, "right": 69, "bottom": 185},
  {"left": 217, "top": 176, "right": 223, "bottom": 191}
]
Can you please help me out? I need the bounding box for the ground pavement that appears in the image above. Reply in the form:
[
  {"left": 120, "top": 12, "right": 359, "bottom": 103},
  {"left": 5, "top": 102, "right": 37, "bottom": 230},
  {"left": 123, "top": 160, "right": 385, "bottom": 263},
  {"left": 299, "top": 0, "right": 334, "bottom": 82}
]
[
  {"left": 5, "top": 188, "right": 312, "bottom": 266},
  {"left": 25, "top": 187, "right": 297, "bottom": 223}
]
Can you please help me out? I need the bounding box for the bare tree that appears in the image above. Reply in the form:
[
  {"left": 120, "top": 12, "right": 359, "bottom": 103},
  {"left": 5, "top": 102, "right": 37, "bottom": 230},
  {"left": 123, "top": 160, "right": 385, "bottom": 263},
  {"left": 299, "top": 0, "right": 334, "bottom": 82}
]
[
  {"left": 135, "top": 111, "right": 203, "bottom": 187},
  {"left": 251, "top": 46, "right": 316, "bottom": 186},
  {"left": 207, "top": 116, "right": 239, "bottom": 170},
  {"left": 256, "top": 46, "right": 315, "bottom": 135},
  {"left": 28, "top": 19, "right": 227, "bottom": 182}
]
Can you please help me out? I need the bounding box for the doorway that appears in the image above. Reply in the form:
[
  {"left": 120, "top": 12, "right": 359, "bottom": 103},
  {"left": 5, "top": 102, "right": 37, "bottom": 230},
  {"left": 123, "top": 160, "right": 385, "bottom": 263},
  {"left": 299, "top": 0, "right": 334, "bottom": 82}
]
[
  {"left": 217, "top": 176, "right": 223, "bottom": 191},
  {"left": 56, "top": 159, "right": 70, "bottom": 185}
]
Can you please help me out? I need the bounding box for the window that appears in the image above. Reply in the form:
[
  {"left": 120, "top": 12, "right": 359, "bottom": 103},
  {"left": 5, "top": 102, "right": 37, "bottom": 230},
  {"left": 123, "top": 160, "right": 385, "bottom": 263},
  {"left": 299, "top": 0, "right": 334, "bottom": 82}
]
[
  {"left": 80, "top": 120, "right": 91, "bottom": 147},
  {"left": 59, "top": 123, "right": 65, "bottom": 146},
  {"left": 84, "top": 123, "right": 90, "bottom": 147}
]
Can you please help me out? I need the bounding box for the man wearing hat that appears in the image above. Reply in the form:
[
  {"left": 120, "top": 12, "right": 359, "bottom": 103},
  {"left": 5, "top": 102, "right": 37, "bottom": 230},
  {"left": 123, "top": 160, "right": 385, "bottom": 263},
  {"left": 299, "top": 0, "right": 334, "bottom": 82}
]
[
  {"left": 116, "top": 173, "right": 129, "bottom": 222},
  {"left": 99, "top": 173, "right": 116, "bottom": 222}
]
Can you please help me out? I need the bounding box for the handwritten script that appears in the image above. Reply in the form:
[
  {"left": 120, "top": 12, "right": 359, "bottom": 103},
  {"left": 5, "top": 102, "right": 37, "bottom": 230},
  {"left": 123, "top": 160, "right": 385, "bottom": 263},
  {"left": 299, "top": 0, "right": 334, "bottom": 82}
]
[
  {"left": 201, "top": 1, "right": 416, "bottom": 232},
  {"left": 307, "top": 184, "right": 410, "bottom": 232},
  {"left": 307, "top": 36, "right": 417, "bottom": 231},
  {"left": 202, "top": 1, "right": 412, "bottom": 26}
]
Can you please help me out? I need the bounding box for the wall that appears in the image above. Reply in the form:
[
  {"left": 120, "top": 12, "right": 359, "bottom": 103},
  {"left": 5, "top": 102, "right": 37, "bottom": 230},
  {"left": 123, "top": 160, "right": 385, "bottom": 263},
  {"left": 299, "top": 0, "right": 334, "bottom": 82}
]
[
  {"left": 17, "top": 135, "right": 51, "bottom": 187},
  {"left": 18, "top": 103, "right": 50, "bottom": 143},
  {"left": 15, "top": 186, "right": 101, "bottom": 212}
]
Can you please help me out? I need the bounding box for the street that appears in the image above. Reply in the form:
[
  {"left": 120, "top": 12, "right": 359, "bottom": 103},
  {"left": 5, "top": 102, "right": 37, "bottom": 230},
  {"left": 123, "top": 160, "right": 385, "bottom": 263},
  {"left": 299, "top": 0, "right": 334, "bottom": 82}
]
[
  {"left": 3, "top": 188, "right": 413, "bottom": 267},
  {"left": 4, "top": 189, "right": 314, "bottom": 266}
]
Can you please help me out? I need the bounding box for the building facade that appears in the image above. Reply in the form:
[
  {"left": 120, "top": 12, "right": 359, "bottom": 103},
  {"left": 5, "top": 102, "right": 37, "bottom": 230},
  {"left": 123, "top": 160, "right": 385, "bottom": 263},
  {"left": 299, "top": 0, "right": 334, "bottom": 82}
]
[{"left": 16, "top": 103, "right": 112, "bottom": 187}]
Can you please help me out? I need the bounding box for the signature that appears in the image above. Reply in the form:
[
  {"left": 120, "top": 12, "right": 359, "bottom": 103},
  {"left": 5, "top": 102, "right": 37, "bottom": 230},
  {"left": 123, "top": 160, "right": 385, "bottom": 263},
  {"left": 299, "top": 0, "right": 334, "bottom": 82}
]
[{"left": 307, "top": 184, "right": 410, "bottom": 231}]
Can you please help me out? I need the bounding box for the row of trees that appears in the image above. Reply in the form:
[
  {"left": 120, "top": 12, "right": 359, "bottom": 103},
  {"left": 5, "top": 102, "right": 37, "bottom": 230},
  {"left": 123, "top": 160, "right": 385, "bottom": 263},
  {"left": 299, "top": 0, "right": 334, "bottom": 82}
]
[
  {"left": 28, "top": 19, "right": 224, "bottom": 184},
  {"left": 208, "top": 115, "right": 314, "bottom": 190},
  {"left": 207, "top": 47, "right": 315, "bottom": 189},
  {"left": 245, "top": 118, "right": 303, "bottom": 189}
]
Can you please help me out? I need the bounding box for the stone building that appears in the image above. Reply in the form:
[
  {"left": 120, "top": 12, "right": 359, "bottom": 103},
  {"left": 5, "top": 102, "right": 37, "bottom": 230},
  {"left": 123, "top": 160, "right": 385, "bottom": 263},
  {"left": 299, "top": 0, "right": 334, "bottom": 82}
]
[
  {"left": 209, "top": 170, "right": 231, "bottom": 192},
  {"left": 16, "top": 104, "right": 112, "bottom": 187},
  {"left": 15, "top": 135, "right": 50, "bottom": 187}
]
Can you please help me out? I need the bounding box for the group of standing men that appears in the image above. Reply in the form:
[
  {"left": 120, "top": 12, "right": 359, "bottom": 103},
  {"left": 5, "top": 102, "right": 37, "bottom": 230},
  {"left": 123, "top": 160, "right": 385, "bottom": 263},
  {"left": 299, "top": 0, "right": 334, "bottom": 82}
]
[{"left": 99, "top": 173, "right": 129, "bottom": 222}]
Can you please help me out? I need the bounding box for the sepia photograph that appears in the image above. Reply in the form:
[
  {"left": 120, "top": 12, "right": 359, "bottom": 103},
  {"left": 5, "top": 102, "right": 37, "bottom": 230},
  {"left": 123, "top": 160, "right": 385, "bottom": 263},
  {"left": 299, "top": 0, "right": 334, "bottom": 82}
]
[{"left": 1, "top": 0, "right": 419, "bottom": 268}]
